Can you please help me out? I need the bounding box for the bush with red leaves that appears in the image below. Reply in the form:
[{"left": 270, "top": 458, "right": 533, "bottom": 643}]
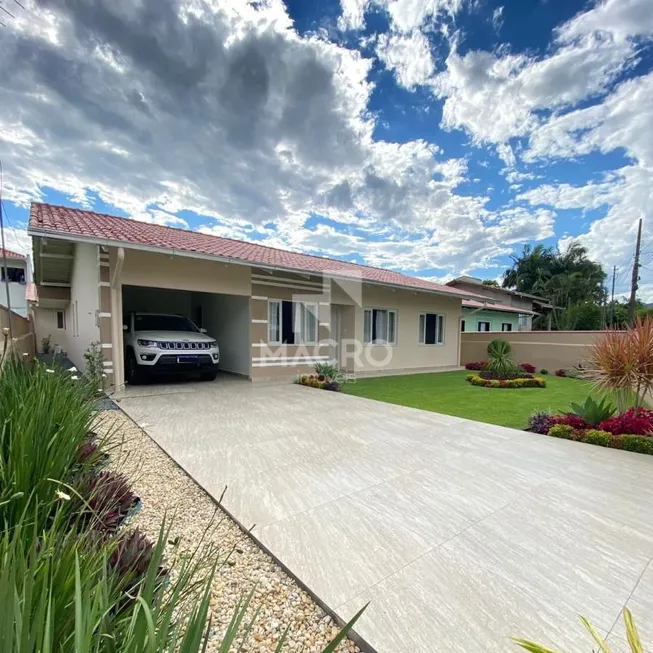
[
  {"left": 465, "top": 361, "right": 486, "bottom": 370},
  {"left": 599, "top": 407, "right": 653, "bottom": 436},
  {"left": 555, "top": 369, "right": 567, "bottom": 377},
  {"left": 551, "top": 413, "right": 588, "bottom": 430},
  {"left": 520, "top": 362, "right": 536, "bottom": 374},
  {"left": 77, "top": 470, "right": 139, "bottom": 532}
]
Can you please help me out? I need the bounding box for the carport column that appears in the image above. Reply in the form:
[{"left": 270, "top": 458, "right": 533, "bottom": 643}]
[
  {"left": 109, "top": 247, "right": 125, "bottom": 390},
  {"left": 97, "top": 248, "right": 114, "bottom": 386}
]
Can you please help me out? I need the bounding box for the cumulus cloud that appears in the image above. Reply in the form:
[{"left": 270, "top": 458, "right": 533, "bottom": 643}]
[{"left": 376, "top": 30, "right": 435, "bottom": 89}]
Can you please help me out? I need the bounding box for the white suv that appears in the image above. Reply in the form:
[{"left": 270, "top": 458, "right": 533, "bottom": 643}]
[{"left": 123, "top": 312, "right": 220, "bottom": 384}]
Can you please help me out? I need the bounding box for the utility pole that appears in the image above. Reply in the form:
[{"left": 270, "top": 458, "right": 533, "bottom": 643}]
[
  {"left": 0, "top": 193, "right": 13, "bottom": 342},
  {"left": 610, "top": 265, "right": 616, "bottom": 327},
  {"left": 628, "top": 218, "right": 643, "bottom": 328}
]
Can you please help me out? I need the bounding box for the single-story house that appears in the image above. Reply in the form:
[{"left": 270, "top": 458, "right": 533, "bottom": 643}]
[
  {"left": 0, "top": 248, "right": 29, "bottom": 318},
  {"left": 28, "top": 202, "right": 485, "bottom": 388},
  {"left": 446, "top": 276, "right": 553, "bottom": 331}
]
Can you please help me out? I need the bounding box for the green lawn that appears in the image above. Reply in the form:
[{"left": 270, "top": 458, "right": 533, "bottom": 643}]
[{"left": 342, "top": 370, "right": 596, "bottom": 430}]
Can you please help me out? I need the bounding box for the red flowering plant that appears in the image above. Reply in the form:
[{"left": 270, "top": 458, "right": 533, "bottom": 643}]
[
  {"left": 520, "top": 363, "right": 536, "bottom": 374},
  {"left": 465, "top": 361, "right": 486, "bottom": 370},
  {"left": 550, "top": 413, "right": 588, "bottom": 430},
  {"left": 599, "top": 407, "right": 653, "bottom": 436}
]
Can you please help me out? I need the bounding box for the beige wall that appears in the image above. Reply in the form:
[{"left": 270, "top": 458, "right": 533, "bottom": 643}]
[
  {"left": 354, "top": 285, "right": 462, "bottom": 373},
  {"left": 33, "top": 307, "right": 69, "bottom": 354},
  {"left": 121, "top": 249, "right": 251, "bottom": 295},
  {"left": 460, "top": 331, "right": 606, "bottom": 371},
  {"left": 0, "top": 306, "right": 35, "bottom": 363}
]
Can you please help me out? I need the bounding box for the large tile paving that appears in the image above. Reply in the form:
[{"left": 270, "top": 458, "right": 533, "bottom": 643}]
[{"left": 116, "top": 377, "right": 653, "bottom": 652}]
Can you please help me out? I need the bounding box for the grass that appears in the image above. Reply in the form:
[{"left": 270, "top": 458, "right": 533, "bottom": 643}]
[{"left": 342, "top": 370, "right": 598, "bottom": 430}]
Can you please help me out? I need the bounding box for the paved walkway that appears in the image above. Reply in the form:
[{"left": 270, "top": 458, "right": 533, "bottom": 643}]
[{"left": 116, "top": 377, "right": 653, "bottom": 653}]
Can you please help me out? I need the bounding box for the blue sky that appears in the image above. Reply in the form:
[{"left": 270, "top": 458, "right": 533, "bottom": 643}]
[{"left": 1, "top": 0, "right": 652, "bottom": 296}]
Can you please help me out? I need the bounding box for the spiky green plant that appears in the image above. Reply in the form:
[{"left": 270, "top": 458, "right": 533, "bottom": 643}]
[
  {"left": 514, "top": 608, "right": 642, "bottom": 653},
  {"left": 568, "top": 396, "right": 616, "bottom": 427}
]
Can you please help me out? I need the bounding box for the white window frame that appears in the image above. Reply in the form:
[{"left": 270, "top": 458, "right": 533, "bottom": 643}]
[
  {"left": 477, "top": 321, "right": 490, "bottom": 332},
  {"left": 363, "top": 308, "right": 397, "bottom": 345},
  {"left": 56, "top": 310, "right": 66, "bottom": 330},
  {"left": 419, "top": 312, "right": 445, "bottom": 345},
  {"left": 268, "top": 299, "right": 318, "bottom": 345}
]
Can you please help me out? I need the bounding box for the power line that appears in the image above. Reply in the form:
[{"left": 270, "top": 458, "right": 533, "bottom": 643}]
[
  {"left": 0, "top": 3, "right": 16, "bottom": 19},
  {"left": 0, "top": 160, "right": 14, "bottom": 341}
]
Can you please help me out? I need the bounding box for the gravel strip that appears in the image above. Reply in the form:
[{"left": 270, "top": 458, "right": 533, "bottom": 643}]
[{"left": 97, "top": 410, "right": 362, "bottom": 653}]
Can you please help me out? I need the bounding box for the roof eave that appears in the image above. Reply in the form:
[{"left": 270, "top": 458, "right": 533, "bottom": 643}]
[{"left": 28, "top": 226, "right": 474, "bottom": 301}]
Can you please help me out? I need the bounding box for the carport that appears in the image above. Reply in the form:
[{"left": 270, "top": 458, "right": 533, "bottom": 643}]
[{"left": 111, "top": 248, "right": 253, "bottom": 388}]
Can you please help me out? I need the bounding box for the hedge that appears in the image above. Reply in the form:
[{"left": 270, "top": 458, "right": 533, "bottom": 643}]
[
  {"left": 466, "top": 374, "right": 546, "bottom": 389},
  {"left": 545, "top": 424, "right": 653, "bottom": 455}
]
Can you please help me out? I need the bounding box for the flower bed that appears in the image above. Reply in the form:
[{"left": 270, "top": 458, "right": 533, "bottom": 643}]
[
  {"left": 545, "top": 423, "right": 653, "bottom": 455},
  {"left": 464, "top": 361, "right": 486, "bottom": 370},
  {"left": 478, "top": 370, "right": 534, "bottom": 380},
  {"left": 297, "top": 373, "right": 341, "bottom": 391},
  {"left": 466, "top": 374, "right": 546, "bottom": 388}
]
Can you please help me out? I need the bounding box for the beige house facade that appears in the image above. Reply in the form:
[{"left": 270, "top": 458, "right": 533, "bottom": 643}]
[{"left": 29, "top": 203, "right": 478, "bottom": 389}]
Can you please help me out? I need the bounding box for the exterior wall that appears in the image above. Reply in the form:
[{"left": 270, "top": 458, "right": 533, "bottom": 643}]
[
  {"left": 462, "top": 309, "right": 519, "bottom": 333},
  {"left": 121, "top": 249, "right": 250, "bottom": 295},
  {"left": 250, "top": 268, "right": 330, "bottom": 380},
  {"left": 66, "top": 243, "right": 101, "bottom": 373},
  {"left": 460, "top": 330, "right": 607, "bottom": 371},
  {"left": 33, "top": 307, "right": 70, "bottom": 354},
  {"left": 452, "top": 281, "right": 535, "bottom": 312},
  {"left": 353, "top": 284, "right": 462, "bottom": 374},
  {"left": 0, "top": 259, "right": 28, "bottom": 317},
  {"left": 201, "top": 293, "right": 250, "bottom": 376},
  {"left": 122, "top": 285, "right": 192, "bottom": 317}
]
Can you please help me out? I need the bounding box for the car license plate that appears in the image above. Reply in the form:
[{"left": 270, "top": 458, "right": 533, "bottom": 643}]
[{"left": 177, "top": 355, "right": 198, "bottom": 364}]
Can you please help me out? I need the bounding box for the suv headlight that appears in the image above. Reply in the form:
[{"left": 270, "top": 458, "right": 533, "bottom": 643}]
[
  {"left": 137, "top": 339, "right": 158, "bottom": 347},
  {"left": 207, "top": 340, "right": 218, "bottom": 348}
]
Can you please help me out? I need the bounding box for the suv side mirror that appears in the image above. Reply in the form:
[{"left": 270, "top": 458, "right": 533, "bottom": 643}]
[{"left": 123, "top": 324, "right": 128, "bottom": 331}]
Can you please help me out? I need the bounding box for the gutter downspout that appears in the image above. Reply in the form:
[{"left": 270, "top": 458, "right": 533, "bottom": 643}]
[{"left": 110, "top": 248, "right": 125, "bottom": 391}]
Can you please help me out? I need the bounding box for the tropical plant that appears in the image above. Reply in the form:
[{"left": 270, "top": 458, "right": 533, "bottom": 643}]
[
  {"left": 585, "top": 317, "right": 653, "bottom": 412},
  {"left": 599, "top": 407, "right": 653, "bottom": 436},
  {"left": 0, "top": 362, "right": 96, "bottom": 531},
  {"left": 568, "top": 396, "right": 616, "bottom": 427},
  {"left": 485, "top": 339, "right": 521, "bottom": 378},
  {"left": 514, "top": 607, "right": 642, "bottom": 653}
]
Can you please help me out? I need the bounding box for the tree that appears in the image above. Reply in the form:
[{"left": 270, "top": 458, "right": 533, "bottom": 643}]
[
  {"left": 482, "top": 279, "right": 499, "bottom": 287},
  {"left": 502, "top": 241, "right": 607, "bottom": 330}
]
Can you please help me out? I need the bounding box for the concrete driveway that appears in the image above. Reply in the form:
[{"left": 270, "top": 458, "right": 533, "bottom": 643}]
[{"left": 116, "top": 377, "right": 653, "bottom": 653}]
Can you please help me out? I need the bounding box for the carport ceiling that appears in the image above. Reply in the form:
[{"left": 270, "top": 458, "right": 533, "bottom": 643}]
[{"left": 34, "top": 237, "right": 75, "bottom": 286}]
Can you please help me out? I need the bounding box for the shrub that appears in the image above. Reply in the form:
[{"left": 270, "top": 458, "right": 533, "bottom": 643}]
[
  {"left": 540, "top": 369, "right": 548, "bottom": 375},
  {"left": 528, "top": 411, "right": 554, "bottom": 434},
  {"left": 568, "top": 396, "right": 616, "bottom": 427},
  {"left": 487, "top": 339, "right": 511, "bottom": 358},
  {"left": 599, "top": 407, "right": 653, "bottom": 436},
  {"left": 41, "top": 335, "right": 52, "bottom": 354},
  {"left": 314, "top": 361, "right": 340, "bottom": 379},
  {"left": 622, "top": 434, "right": 653, "bottom": 455},
  {"left": 586, "top": 317, "right": 653, "bottom": 412},
  {"left": 547, "top": 424, "right": 574, "bottom": 439},
  {"left": 76, "top": 470, "right": 139, "bottom": 532},
  {"left": 323, "top": 380, "right": 340, "bottom": 391},
  {"left": 464, "top": 361, "right": 486, "bottom": 370},
  {"left": 582, "top": 429, "right": 612, "bottom": 447},
  {"left": 84, "top": 341, "right": 106, "bottom": 394},
  {"left": 485, "top": 339, "right": 521, "bottom": 379},
  {"left": 555, "top": 368, "right": 567, "bottom": 377},
  {"left": 466, "top": 375, "right": 546, "bottom": 389},
  {"left": 520, "top": 362, "right": 536, "bottom": 374},
  {"left": 479, "top": 370, "right": 533, "bottom": 380},
  {"left": 551, "top": 413, "right": 587, "bottom": 429}
]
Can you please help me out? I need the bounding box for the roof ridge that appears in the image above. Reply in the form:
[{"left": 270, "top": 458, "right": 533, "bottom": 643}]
[{"left": 31, "top": 202, "right": 428, "bottom": 282}]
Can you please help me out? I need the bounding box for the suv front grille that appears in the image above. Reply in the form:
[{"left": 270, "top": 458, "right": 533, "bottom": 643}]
[{"left": 159, "top": 341, "right": 211, "bottom": 350}]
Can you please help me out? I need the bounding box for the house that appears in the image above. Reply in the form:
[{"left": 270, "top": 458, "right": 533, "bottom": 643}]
[
  {"left": 446, "top": 276, "right": 553, "bottom": 332},
  {"left": 0, "top": 248, "right": 29, "bottom": 317},
  {"left": 28, "top": 202, "right": 484, "bottom": 388}
]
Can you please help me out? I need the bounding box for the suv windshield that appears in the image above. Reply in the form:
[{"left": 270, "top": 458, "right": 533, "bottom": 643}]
[{"left": 133, "top": 314, "right": 199, "bottom": 332}]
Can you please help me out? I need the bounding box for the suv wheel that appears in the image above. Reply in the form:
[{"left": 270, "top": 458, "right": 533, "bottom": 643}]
[
  {"left": 200, "top": 370, "right": 218, "bottom": 382},
  {"left": 126, "top": 350, "right": 146, "bottom": 385}
]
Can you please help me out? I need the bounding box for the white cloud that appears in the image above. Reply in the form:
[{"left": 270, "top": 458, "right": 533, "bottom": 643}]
[
  {"left": 376, "top": 30, "right": 434, "bottom": 89},
  {"left": 339, "top": 0, "right": 465, "bottom": 32}
]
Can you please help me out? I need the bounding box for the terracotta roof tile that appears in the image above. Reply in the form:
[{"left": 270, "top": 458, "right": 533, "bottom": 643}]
[
  {"left": 29, "top": 202, "right": 477, "bottom": 299},
  {"left": 0, "top": 248, "right": 25, "bottom": 259},
  {"left": 462, "top": 299, "right": 536, "bottom": 315}
]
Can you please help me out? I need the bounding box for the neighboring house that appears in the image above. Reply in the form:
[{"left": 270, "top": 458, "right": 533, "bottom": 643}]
[
  {"left": 0, "top": 248, "right": 29, "bottom": 318},
  {"left": 28, "top": 202, "right": 483, "bottom": 388},
  {"left": 447, "top": 276, "right": 553, "bottom": 332}
]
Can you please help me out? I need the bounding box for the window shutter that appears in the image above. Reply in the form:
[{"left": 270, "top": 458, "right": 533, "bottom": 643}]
[
  {"left": 419, "top": 313, "right": 425, "bottom": 343},
  {"left": 364, "top": 309, "right": 372, "bottom": 343}
]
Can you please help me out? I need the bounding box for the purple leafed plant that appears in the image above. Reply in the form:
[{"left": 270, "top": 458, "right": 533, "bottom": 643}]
[
  {"left": 528, "top": 411, "right": 554, "bottom": 435},
  {"left": 79, "top": 470, "right": 139, "bottom": 531}
]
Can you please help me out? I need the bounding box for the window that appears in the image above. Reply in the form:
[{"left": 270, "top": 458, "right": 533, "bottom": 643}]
[
  {"left": 519, "top": 314, "right": 530, "bottom": 328},
  {"left": 363, "top": 308, "right": 397, "bottom": 345},
  {"left": 477, "top": 321, "right": 490, "bottom": 332},
  {"left": 419, "top": 313, "right": 445, "bottom": 345},
  {"left": 268, "top": 300, "right": 318, "bottom": 344},
  {"left": 56, "top": 310, "right": 66, "bottom": 330},
  {"left": 501, "top": 322, "right": 513, "bottom": 332},
  {"left": 461, "top": 320, "right": 465, "bottom": 332},
  {"left": 1, "top": 266, "right": 25, "bottom": 283}
]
